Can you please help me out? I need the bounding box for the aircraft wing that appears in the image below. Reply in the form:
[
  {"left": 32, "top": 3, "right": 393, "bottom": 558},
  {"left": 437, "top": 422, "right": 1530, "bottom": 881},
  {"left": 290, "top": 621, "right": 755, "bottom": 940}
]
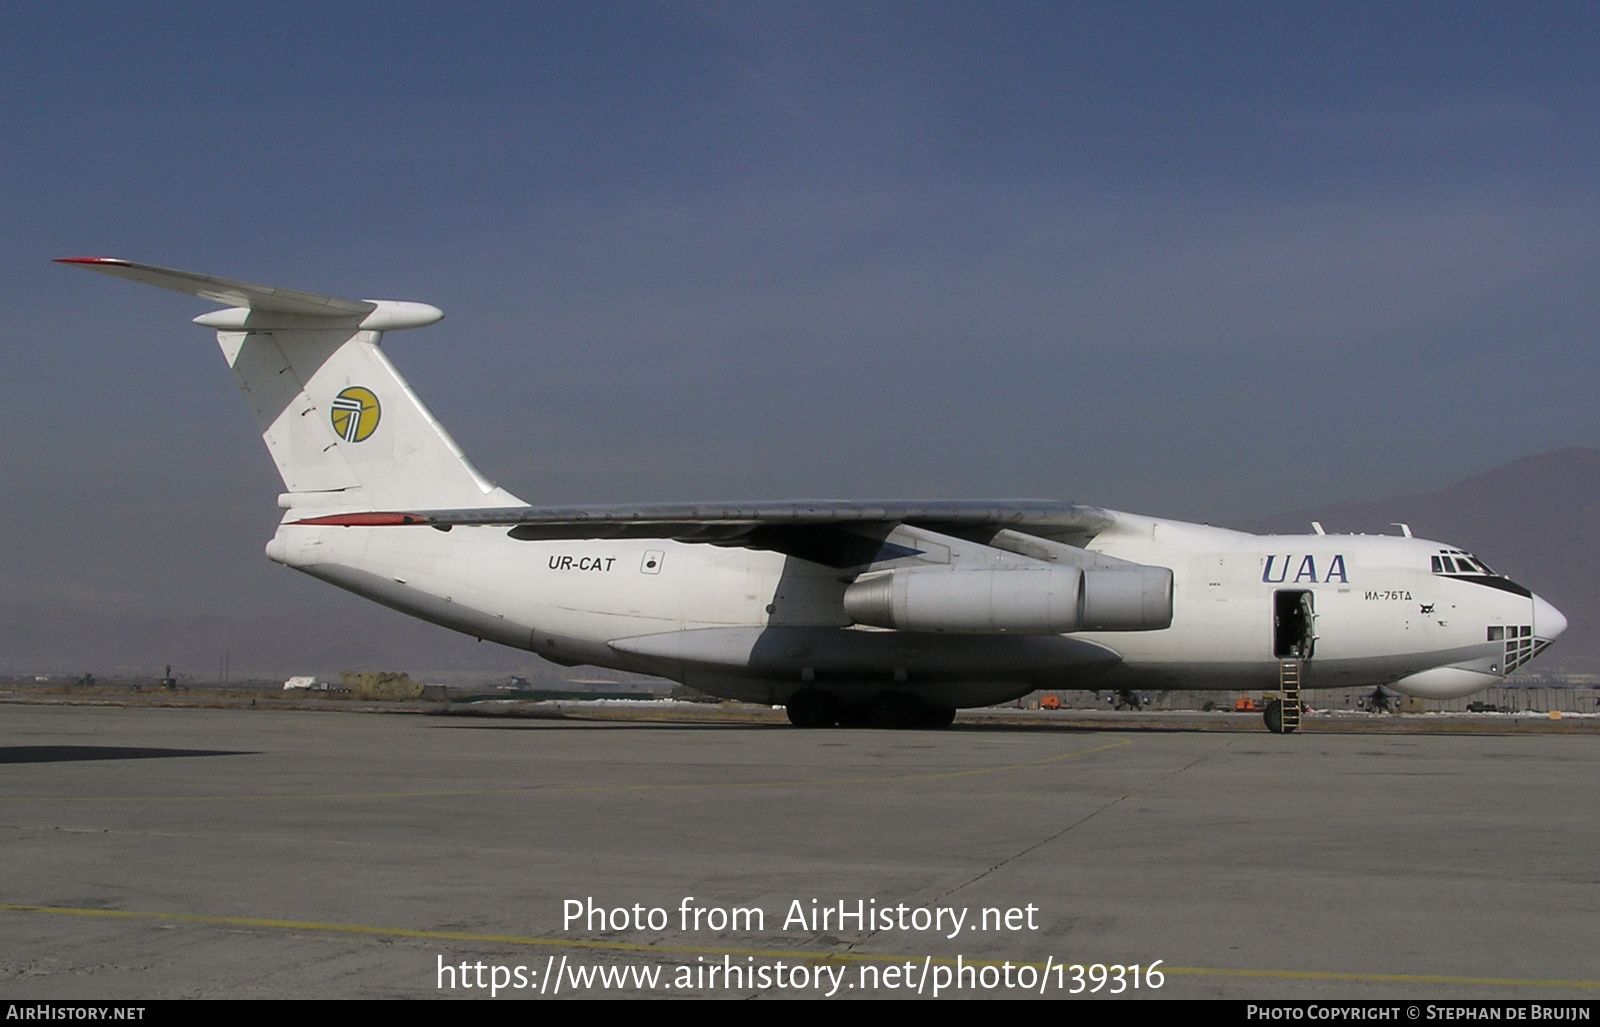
[{"left": 292, "top": 501, "right": 1117, "bottom": 568}]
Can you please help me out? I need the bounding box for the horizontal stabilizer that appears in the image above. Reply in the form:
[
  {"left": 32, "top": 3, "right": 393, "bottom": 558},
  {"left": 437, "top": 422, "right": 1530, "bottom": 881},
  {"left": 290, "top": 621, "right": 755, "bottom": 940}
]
[{"left": 57, "top": 257, "right": 377, "bottom": 316}]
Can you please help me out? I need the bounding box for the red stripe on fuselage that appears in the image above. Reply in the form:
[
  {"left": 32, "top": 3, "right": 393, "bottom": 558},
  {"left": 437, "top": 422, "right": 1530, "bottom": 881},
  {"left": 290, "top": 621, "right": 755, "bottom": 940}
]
[{"left": 292, "top": 512, "right": 430, "bottom": 526}]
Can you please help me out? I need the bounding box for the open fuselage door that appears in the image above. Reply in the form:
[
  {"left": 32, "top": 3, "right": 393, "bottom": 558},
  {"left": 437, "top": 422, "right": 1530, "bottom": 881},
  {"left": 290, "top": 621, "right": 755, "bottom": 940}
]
[
  {"left": 1273, "top": 590, "right": 1315, "bottom": 660},
  {"left": 1269, "top": 589, "right": 1314, "bottom": 733}
]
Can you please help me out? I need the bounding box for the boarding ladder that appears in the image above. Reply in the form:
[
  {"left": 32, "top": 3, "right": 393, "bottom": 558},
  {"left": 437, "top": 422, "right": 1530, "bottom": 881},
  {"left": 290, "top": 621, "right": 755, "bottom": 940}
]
[{"left": 1279, "top": 660, "right": 1302, "bottom": 733}]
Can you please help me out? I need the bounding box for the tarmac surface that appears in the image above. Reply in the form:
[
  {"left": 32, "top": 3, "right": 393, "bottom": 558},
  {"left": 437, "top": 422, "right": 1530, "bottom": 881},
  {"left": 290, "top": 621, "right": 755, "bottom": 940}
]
[{"left": 1, "top": 702, "right": 1596, "bottom": 1000}]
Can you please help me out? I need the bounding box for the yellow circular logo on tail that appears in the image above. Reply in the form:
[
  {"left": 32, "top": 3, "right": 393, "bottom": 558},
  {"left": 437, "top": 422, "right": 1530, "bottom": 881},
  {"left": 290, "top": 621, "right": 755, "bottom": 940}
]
[{"left": 330, "top": 387, "right": 381, "bottom": 443}]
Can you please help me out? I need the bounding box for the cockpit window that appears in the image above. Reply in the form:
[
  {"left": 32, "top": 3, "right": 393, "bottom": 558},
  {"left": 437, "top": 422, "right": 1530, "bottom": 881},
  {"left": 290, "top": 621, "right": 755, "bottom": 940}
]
[{"left": 1432, "top": 549, "right": 1496, "bottom": 576}]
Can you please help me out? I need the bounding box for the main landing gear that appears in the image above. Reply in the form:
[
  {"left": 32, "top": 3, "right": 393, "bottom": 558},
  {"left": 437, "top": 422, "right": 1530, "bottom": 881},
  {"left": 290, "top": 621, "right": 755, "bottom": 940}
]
[
  {"left": 784, "top": 688, "right": 956, "bottom": 730},
  {"left": 784, "top": 689, "right": 840, "bottom": 728}
]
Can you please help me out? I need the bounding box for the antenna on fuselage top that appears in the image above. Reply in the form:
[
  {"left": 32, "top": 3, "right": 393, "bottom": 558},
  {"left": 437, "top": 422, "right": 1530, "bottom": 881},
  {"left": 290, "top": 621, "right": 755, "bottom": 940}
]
[
  {"left": 1311, "top": 521, "right": 1325, "bottom": 535},
  {"left": 1391, "top": 523, "right": 1413, "bottom": 538}
]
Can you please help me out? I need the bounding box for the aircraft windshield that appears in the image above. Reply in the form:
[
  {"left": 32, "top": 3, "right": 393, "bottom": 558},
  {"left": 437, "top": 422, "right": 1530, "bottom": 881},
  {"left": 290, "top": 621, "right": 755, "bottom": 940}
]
[{"left": 1431, "top": 549, "right": 1496, "bottom": 576}]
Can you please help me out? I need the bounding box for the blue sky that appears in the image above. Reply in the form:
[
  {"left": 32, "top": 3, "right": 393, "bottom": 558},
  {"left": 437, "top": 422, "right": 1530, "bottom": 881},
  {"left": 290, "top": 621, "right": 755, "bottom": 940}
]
[{"left": 4, "top": 3, "right": 1598, "bottom": 675}]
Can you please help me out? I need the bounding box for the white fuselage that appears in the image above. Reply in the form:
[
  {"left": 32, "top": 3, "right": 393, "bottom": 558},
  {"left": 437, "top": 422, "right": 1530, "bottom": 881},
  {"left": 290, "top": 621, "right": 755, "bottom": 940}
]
[{"left": 266, "top": 508, "right": 1563, "bottom": 708}]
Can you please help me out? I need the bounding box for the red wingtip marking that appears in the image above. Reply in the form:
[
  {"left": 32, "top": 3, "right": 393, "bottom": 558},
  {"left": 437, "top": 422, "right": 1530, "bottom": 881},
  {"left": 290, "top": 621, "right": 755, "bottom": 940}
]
[
  {"left": 292, "top": 512, "right": 431, "bottom": 527},
  {"left": 55, "top": 257, "right": 130, "bottom": 265}
]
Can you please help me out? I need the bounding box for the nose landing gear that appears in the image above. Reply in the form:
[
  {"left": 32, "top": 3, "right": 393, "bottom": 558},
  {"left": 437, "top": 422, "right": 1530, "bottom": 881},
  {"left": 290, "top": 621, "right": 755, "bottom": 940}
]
[{"left": 1361, "top": 686, "right": 1394, "bottom": 714}]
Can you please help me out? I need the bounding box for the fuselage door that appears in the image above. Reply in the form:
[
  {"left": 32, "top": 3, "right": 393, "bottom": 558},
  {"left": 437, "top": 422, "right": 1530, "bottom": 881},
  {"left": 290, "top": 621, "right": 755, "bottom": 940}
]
[{"left": 1273, "top": 589, "right": 1315, "bottom": 660}]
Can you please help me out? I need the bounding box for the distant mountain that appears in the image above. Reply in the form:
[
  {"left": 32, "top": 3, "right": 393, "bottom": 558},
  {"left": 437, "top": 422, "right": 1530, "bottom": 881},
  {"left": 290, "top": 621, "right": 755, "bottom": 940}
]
[{"left": 1234, "top": 448, "right": 1600, "bottom": 672}]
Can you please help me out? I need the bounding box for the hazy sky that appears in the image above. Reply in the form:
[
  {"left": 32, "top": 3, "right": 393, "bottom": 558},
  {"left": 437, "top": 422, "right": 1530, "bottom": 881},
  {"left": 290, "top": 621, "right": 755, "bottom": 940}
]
[{"left": 4, "top": 3, "right": 1598, "bottom": 675}]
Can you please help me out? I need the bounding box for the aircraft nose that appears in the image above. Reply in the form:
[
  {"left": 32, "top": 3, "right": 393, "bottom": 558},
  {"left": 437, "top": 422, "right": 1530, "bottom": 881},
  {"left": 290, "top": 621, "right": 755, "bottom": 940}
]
[{"left": 1533, "top": 593, "right": 1568, "bottom": 641}]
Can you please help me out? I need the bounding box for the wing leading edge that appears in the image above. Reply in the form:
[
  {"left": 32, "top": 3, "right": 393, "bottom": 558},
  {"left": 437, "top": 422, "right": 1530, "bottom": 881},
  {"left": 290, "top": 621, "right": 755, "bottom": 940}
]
[{"left": 291, "top": 501, "right": 1118, "bottom": 568}]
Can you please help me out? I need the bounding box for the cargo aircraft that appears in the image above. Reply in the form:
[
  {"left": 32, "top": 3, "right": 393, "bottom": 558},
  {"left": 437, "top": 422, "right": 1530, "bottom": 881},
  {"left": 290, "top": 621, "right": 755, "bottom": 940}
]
[{"left": 59, "top": 258, "right": 1568, "bottom": 732}]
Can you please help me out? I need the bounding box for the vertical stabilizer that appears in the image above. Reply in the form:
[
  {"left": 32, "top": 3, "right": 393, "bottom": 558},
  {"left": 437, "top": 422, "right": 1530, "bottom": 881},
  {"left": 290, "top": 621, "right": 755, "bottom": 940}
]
[
  {"left": 58, "top": 257, "right": 522, "bottom": 513},
  {"left": 214, "top": 326, "right": 518, "bottom": 512}
]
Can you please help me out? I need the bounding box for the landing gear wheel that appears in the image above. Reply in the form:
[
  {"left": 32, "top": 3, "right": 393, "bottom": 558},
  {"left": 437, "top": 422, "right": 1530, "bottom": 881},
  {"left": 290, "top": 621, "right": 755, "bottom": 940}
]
[
  {"left": 836, "top": 705, "right": 872, "bottom": 728},
  {"left": 1263, "top": 699, "right": 1286, "bottom": 734},
  {"left": 786, "top": 689, "right": 840, "bottom": 728},
  {"left": 919, "top": 704, "right": 957, "bottom": 729},
  {"left": 868, "top": 691, "right": 921, "bottom": 730}
]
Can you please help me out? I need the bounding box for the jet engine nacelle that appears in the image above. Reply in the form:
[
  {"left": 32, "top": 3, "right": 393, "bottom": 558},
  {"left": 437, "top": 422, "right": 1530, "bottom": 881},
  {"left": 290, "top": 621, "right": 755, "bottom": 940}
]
[
  {"left": 1079, "top": 566, "right": 1174, "bottom": 631},
  {"left": 842, "top": 563, "right": 1175, "bottom": 634},
  {"left": 844, "top": 565, "right": 1086, "bottom": 634}
]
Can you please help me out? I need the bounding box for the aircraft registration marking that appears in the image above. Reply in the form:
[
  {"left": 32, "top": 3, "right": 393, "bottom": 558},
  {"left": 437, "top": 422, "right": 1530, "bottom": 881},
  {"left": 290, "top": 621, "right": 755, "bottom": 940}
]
[{"left": 549, "top": 556, "right": 616, "bottom": 572}]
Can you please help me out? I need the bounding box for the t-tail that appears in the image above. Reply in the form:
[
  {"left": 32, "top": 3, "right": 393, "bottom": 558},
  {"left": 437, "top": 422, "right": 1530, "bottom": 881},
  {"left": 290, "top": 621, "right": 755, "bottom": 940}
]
[{"left": 57, "top": 258, "right": 522, "bottom": 516}]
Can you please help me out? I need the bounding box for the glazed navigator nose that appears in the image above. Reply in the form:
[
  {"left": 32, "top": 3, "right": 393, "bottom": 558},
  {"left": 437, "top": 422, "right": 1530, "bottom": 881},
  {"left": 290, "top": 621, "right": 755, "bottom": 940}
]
[{"left": 1532, "top": 594, "right": 1568, "bottom": 641}]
